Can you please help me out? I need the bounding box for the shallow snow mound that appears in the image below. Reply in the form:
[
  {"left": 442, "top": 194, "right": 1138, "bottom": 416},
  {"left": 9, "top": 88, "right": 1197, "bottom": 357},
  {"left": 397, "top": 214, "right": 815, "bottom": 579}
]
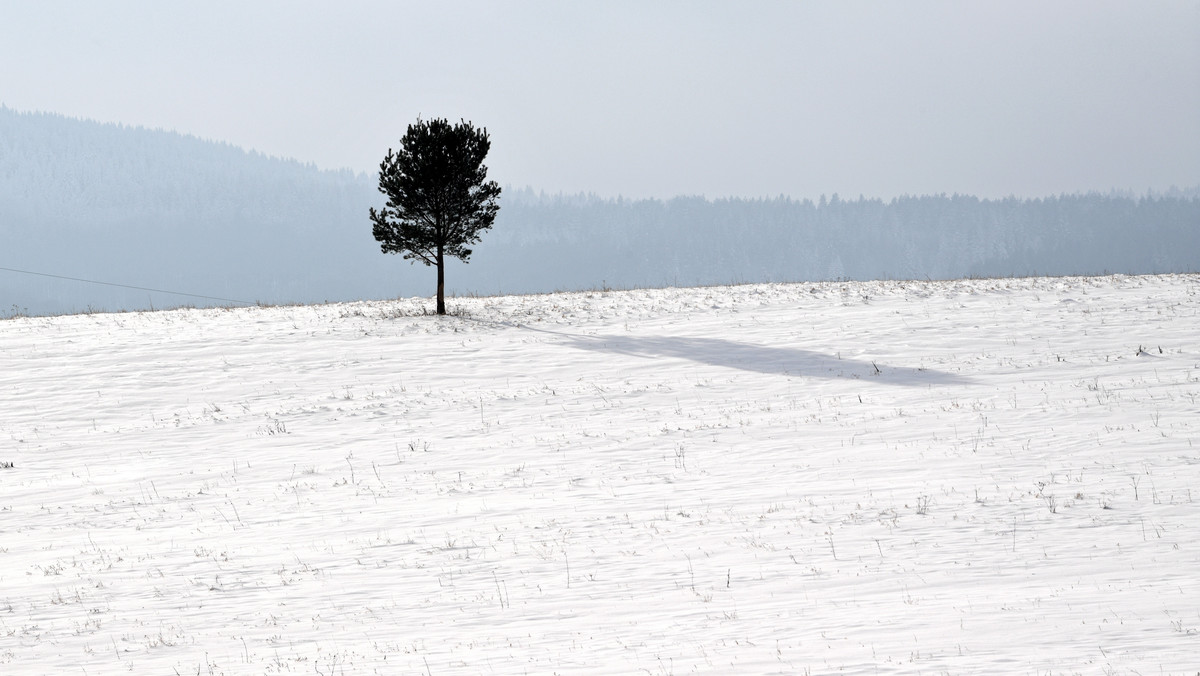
[{"left": 1, "top": 274, "right": 1198, "bottom": 674}]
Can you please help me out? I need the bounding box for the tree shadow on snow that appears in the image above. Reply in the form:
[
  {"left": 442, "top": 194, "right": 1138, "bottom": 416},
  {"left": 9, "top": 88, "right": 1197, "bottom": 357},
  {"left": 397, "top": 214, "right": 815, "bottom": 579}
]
[{"left": 563, "top": 334, "right": 974, "bottom": 387}]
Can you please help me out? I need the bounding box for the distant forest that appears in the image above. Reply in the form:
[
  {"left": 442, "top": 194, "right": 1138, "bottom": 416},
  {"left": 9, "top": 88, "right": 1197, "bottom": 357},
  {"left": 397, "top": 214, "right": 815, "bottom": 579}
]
[{"left": 2, "top": 107, "right": 1198, "bottom": 316}]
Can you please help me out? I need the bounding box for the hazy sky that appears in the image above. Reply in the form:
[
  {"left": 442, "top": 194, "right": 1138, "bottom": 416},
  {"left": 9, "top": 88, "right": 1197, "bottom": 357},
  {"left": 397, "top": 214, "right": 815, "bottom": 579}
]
[{"left": 2, "top": 1, "right": 1198, "bottom": 199}]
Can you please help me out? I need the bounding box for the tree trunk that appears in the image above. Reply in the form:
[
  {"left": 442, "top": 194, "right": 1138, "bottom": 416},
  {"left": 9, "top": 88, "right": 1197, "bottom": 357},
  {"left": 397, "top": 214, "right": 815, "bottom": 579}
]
[{"left": 436, "top": 244, "right": 446, "bottom": 315}]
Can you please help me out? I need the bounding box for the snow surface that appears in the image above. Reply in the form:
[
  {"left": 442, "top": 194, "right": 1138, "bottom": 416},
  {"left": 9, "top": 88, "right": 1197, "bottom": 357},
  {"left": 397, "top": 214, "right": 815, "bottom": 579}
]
[{"left": 2, "top": 275, "right": 1199, "bottom": 675}]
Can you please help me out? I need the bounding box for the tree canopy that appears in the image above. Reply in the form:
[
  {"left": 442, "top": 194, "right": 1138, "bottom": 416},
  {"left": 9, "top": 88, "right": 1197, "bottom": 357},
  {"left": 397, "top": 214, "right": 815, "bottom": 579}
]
[{"left": 369, "top": 117, "right": 501, "bottom": 314}]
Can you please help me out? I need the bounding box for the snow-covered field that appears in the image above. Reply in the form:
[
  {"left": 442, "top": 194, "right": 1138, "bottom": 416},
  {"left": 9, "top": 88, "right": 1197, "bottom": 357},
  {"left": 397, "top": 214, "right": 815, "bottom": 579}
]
[{"left": 2, "top": 275, "right": 1198, "bottom": 675}]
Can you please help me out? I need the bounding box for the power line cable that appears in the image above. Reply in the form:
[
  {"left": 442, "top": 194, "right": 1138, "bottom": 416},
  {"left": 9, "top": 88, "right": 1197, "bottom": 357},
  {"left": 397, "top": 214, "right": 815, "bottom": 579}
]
[{"left": 0, "top": 265, "right": 256, "bottom": 306}]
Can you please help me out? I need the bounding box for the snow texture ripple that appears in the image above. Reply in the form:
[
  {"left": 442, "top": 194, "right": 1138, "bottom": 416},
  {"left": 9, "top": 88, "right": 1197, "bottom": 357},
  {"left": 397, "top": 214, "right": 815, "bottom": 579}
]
[{"left": 1, "top": 275, "right": 1198, "bottom": 674}]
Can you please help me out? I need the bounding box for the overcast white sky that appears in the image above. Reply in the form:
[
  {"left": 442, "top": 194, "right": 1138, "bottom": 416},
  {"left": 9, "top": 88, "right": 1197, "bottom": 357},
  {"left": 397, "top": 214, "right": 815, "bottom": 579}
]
[{"left": 2, "top": 1, "right": 1197, "bottom": 199}]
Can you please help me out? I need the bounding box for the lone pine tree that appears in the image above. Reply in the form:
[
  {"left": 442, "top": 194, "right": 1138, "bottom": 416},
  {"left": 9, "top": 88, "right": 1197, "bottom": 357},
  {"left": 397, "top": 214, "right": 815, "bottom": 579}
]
[{"left": 369, "top": 117, "right": 501, "bottom": 315}]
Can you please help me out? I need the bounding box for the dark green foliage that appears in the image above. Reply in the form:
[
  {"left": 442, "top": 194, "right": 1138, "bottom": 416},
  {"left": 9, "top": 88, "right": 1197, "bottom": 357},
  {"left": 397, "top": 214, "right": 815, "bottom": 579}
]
[{"left": 369, "top": 118, "right": 501, "bottom": 314}]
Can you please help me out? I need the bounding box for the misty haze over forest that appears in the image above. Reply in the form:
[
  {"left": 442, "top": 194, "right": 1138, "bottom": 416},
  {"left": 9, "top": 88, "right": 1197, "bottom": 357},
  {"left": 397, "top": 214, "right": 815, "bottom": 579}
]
[{"left": 2, "top": 108, "right": 1198, "bottom": 317}]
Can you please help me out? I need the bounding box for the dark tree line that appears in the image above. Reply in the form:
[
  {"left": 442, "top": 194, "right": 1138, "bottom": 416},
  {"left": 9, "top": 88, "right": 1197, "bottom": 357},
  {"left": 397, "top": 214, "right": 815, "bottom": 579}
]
[
  {"left": 457, "top": 190, "right": 1198, "bottom": 294},
  {"left": 2, "top": 107, "right": 1197, "bottom": 317}
]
